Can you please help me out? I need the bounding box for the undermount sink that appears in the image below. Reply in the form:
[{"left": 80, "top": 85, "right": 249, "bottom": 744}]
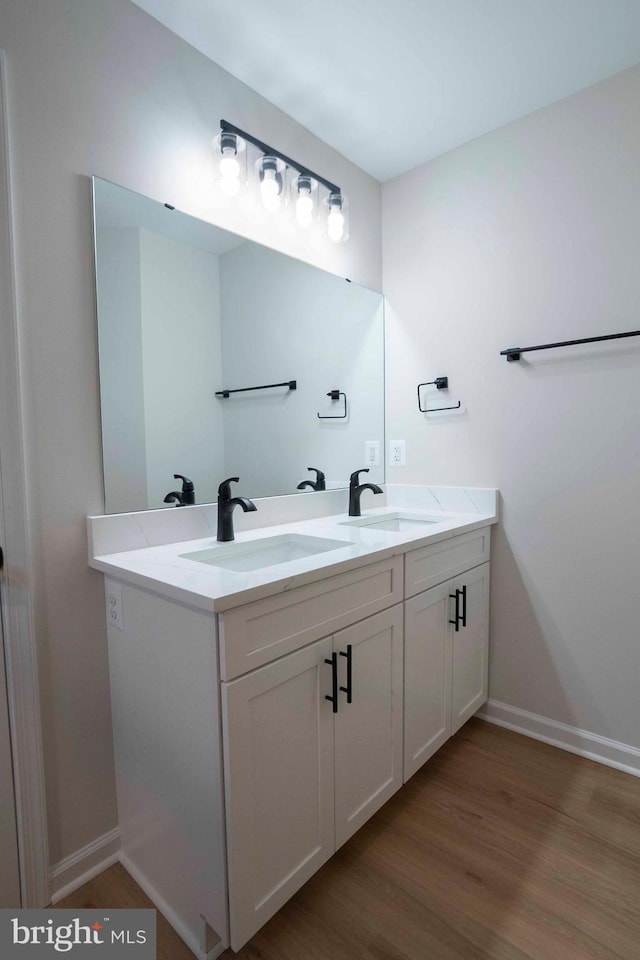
[
  {"left": 180, "top": 533, "right": 350, "bottom": 572},
  {"left": 340, "top": 511, "right": 443, "bottom": 532}
]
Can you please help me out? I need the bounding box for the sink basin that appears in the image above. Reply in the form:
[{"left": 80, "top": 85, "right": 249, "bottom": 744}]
[
  {"left": 180, "top": 534, "right": 350, "bottom": 572},
  {"left": 340, "top": 512, "right": 443, "bottom": 532}
]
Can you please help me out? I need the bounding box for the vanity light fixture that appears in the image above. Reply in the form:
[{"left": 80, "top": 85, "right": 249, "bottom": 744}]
[
  {"left": 257, "top": 155, "right": 286, "bottom": 212},
  {"left": 214, "top": 119, "right": 349, "bottom": 242},
  {"left": 213, "top": 129, "right": 247, "bottom": 198},
  {"left": 326, "top": 192, "right": 348, "bottom": 243},
  {"left": 292, "top": 174, "right": 316, "bottom": 228}
]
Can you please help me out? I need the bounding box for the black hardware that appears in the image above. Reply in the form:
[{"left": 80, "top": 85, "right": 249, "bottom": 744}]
[
  {"left": 163, "top": 474, "right": 195, "bottom": 507},
  {"left": 297, "top": 467, "right": 326, "bottom": 491},
  {"left": 216, "top": 477, "right": 257, "bottom": 542},
  {"left": 317, "top": 389, "right": 347, "bottom": 419},
  {"left": 339, "top": 644, "right": 353, "bottom": 704},
  {"left": 449, "top": 589, "right": 461, "bottom": 632},
  {"left": 164, "top": 203, "right": 175, "bottom": 210},
  {"left": 348, "top": 468, "right": 383, "bottom": 517},
  {"left": 418, "top": 377, "right": 462, "bottom": 413},
  {"left": 460, "top": 584, "right": 467, "bottom": 628},
  {"left": 215, "top": 379, "right": 296, "bottom": 398},
  {"left": 0, "top": 546, "right": 3, "bottom": 571},
  {"left": 425, "top": 376, "right": 449, "bottom": 390},
  {"left": 501, "top": 329, "right": 640, "bottom": 362},
  {"left": 221, "top": 119, "right": 342, "bottom": 198},
  {"left": 325, "top": 652, "right": 339, "bottom": 713}
]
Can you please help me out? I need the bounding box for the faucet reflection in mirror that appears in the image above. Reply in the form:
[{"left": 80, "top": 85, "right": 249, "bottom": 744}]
[
  {"left": 213, "top": 119, "right": 349, "bottom": 243},
  {"left": 163, "top": 474, "right": 195, "bottom": 507},
  {"left": 297, "top": 468, "right": 326, "bottom": 492}
]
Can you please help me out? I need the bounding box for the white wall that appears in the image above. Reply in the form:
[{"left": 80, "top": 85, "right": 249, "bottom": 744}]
[
  {"left": 219, "top": 243, "right": 384, "bottom": 496},
  {"left": 95, "top": 227, "right": 148, "bottom": 513},
  {"left": 0, "top": 0, "right": 381, "bottom": 868},
  {"left": 97, "top": 227, "right": 224, "bottom": 511},
  {"left": 139, "top": 229, "right": 223, "bottom": 507},
  {"left": 383, "top": 65, "right": 640, "bottom": 749}
]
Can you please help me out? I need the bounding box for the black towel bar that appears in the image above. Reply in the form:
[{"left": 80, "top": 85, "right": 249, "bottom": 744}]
[
  {"left": 501, "top": 330, "right": 640, "bottom": 362},
  {"left": 216, "top": 379, "right": 296, "bottom": 397}
]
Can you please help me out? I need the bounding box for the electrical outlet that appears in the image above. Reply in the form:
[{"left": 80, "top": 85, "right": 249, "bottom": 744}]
[
  {"left": 106, "top": 580, "right": 124, "bottom": 631},
  {"left": 365, "top": 440, "right": 381, "bottom": 466},
  {"left": 389, "top": 439, "right": 406, "bottom": 466}
]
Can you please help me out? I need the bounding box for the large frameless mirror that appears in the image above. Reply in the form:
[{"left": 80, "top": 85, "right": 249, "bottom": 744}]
[{"left": 92, "top": 177, "right": 384, "bottom": 514}]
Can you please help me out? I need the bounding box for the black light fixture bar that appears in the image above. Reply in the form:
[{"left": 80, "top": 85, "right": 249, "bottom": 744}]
[
  {"left": 501, "top": 329, "right": 640, "bottom": 362},
  {"left": 220, "top": 119, "right": 341, "bottom": 196}
]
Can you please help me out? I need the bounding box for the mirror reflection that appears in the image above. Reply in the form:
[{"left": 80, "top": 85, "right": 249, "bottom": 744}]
[{"left": 92, "top": 178, "right": 384, "bottom": 514}]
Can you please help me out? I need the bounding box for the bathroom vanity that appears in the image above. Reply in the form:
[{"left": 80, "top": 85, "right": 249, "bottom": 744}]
[
  {"left": 88, "top": 487, "right": 497, "bottom": 959},
  {"left": 89, "top": 175, "right": 497, "bottom": 959}
]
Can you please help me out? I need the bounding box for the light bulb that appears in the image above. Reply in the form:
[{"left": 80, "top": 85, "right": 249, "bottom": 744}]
[
  {"left": 327, "top": 207, "right": 345, "bottom": 242},
  {"left": 219, "top": 150, "right": 241, "bottom": 197},
  {"left": 219, "top": 151, "right": 240, "bottom": 180},
  {"left": 296, "top": 191, "right": 314, "bottom": 228},
  {"left": 214, "top": 132, "right": 245, "bottom": 199},
  {"left": 260, "top": 167, "right": 281, "bottom": 211}
]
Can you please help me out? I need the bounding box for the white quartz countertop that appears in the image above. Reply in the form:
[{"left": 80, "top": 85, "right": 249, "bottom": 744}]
[{"left": 89, "top": 504, "right": 497, "bottom": 614}]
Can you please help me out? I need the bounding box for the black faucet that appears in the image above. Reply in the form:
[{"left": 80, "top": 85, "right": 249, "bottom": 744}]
[
  {"left": 217, "top": 477, "right": 257, "bottom": 542},
  {"left": 296, "top": 467, "right": 326, "bottom": 492},
  {"left": 163, "top": 474, "right": 195, "bottom": 506},
  {"left": 348, "top": 468, "right": 383, "bottom": 517}
]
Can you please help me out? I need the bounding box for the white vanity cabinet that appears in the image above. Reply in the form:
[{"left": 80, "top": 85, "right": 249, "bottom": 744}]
[
  {"left": 222, "top": 635, "right": 334, "bottom": 950},
  {"left": 450, "top": 562, "right": 491, "bottom": 733},
  {"left": 222, "top": 603, "right": 403, "bottom": 949},
  {"left": 218, "top": 556, "right": 404, "bottom": 948},
  {"left": 403, "top": 528, "right": 491, "bottom": 781},
  {"left": 105, "top": 554, "right": 405, "bottom": 956}
]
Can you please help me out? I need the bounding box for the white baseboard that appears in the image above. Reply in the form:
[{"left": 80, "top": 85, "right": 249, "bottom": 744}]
[
  {"left": 478, "top": 699, "right": 640, "bottom": 778},
  {"left": 49, "top": 834, "right": 226, "bottom": 959},
  {"left": 49, "top": 827, "right": 120, "bottom": 903},
  {"left": 120, "top": 853, "right": 226, "bottom": 960}
]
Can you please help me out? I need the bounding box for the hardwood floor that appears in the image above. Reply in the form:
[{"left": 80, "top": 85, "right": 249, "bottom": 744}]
[{"left": 55, "top": 719, "right": 640, "bottom": 959}]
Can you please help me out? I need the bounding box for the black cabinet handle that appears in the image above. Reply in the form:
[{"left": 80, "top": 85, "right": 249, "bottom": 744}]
[
  {"left": 449, "top": 589, "right": 461, "bottom": 631},
  {"left": 324, "top": 652, "right": 338, "bottom": 713},
  {"left": 460, "top": 584, "right": 467, "bottom": 628},
  {"left": 339, "top": 644, "right": 353, "bottom": 704}
]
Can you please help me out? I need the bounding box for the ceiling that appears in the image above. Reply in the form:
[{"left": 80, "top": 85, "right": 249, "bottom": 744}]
[{"left": 130, "top": 0, "right": 640, "bottom": 181}]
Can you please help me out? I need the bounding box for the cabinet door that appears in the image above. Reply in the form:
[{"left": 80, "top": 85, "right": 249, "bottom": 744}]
[
  {"left": 451, "top": 561, "right": 490, "bottom": 734},
  {"left": 222, "top": 637, "right": 335, "bottom": 951},
  {"left": 403, "top": 581, "right": 453, "bottom": 781},
  {"left": 333, "top": 605, "right": 404, "bottom": 848}
]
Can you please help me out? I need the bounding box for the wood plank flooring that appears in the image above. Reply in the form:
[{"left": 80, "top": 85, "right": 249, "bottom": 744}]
[{"left": 55, "top": 719, "right": 640, "bottom": 959}]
